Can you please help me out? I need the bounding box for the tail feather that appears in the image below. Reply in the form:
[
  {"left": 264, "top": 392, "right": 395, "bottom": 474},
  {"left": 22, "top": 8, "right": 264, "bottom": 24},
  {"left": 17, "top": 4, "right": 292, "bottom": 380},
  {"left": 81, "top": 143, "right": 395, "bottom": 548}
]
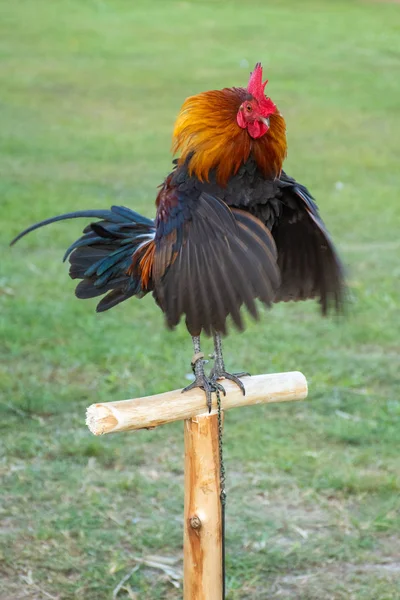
[
  {"left": 11, "top": 206, "right": 156, "bottom": 311},
  {"left": 69, "top": 247, "right": 115, "bottom": 279},
  {"left": 10, "top": 210, "right": 126, "bottom": 246}
]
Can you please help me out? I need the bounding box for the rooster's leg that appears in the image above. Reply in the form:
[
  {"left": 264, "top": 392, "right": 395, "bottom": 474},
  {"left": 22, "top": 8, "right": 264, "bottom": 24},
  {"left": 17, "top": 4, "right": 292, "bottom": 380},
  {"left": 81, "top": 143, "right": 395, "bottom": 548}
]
[
  {"left": 182, "top": 335, "right": 226, "bottom": 412},
  {"left": 210, "top": 331, "right": 249, "bottom": 395}
]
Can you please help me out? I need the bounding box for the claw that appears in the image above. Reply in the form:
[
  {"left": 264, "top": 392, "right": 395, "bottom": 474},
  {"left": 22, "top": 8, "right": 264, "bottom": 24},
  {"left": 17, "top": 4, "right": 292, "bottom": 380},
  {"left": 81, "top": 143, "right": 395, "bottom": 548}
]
[
  {"left": 210, "top": 369, "right": 250, "bottom": 396},
  {"left": 182, "top": 377, "right": 225, "bottom": 412},
  {"left": 182, "top": 348, "right": 226, "bottom": 412}
]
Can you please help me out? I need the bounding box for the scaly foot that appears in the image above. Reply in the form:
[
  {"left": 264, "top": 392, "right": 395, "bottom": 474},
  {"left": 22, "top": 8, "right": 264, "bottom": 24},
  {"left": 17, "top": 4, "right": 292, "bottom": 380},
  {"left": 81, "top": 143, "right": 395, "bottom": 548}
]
[
  {"left": 210, "top": 331, "right": 250, "bottom": 396},
  {"left": 182, "top": 351, "right": 226, "bottom": 412}
]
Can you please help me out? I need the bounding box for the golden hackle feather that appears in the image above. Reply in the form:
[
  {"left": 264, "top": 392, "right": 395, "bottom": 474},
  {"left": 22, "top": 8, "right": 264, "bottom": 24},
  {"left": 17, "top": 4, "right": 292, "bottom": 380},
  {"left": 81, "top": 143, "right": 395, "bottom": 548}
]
[{"left": 172, "top": 87, "right": 287, "bottom": 186}]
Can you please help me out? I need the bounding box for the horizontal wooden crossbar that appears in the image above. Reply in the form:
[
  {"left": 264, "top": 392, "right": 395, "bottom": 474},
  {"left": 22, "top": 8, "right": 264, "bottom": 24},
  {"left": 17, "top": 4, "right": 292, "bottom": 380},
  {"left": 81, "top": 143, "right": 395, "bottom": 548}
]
[{"left": 86, "top": 372, "right": 308, "bottom": 435}]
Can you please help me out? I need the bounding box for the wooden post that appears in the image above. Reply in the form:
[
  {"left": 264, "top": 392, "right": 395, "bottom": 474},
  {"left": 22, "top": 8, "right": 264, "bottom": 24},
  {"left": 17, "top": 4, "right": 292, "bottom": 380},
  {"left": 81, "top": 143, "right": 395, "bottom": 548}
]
[
  {"left": 85, "top": 371, "right": 308, "bottom": 597},
  {"left": 184, "top": 414, "right": 222, "bottom": 600}
]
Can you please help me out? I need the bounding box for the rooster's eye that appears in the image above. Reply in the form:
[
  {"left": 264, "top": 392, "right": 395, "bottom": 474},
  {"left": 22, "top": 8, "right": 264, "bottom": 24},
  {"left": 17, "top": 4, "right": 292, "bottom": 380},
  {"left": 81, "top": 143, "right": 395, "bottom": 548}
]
[{"left": 246, "top": 104, "right": 252, "bottom": 112}]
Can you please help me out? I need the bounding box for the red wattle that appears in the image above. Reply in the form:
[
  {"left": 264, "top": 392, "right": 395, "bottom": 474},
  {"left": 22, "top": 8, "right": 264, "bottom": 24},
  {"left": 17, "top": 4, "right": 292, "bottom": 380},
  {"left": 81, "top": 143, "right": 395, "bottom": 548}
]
[{"left": 247, "top": 120, "right": 268, "bottom": 139}]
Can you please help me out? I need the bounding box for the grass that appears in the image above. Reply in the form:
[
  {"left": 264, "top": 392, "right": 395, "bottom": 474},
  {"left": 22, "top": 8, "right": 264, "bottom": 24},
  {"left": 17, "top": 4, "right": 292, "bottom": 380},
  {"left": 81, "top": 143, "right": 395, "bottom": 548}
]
[{"left": 1, "top": 0, "right": 400, "bottom": 598}]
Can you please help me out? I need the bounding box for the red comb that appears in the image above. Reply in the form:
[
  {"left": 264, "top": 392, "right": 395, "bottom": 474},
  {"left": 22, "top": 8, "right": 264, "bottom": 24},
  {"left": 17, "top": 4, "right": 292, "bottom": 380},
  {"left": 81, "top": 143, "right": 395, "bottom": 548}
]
[
  {"left": 247, "top": 62, "right": 276, "bottom": 115},
  {"left": 247, "top": 63, "right": 268, "bottom": 97}
]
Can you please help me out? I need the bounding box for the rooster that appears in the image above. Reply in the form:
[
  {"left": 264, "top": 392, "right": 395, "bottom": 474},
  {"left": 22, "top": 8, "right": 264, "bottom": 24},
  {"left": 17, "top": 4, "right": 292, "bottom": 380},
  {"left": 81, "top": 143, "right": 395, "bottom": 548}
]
[{"left": 11, "top": 63, "right": 345, "bottom": 410}]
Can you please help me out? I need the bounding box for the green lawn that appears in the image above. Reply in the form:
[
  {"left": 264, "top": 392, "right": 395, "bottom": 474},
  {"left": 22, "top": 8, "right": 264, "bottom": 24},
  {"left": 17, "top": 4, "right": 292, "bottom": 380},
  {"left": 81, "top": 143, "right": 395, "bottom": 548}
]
[{"left": 1, "top": 0, "right": 400, "bottom": 598}]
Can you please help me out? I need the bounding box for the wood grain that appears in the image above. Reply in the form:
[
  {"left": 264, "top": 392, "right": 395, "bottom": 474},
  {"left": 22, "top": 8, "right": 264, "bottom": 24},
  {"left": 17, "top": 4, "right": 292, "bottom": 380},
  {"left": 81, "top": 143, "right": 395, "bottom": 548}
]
[{"left": 183, "top": 414, "right": 222, "bottom": 600}]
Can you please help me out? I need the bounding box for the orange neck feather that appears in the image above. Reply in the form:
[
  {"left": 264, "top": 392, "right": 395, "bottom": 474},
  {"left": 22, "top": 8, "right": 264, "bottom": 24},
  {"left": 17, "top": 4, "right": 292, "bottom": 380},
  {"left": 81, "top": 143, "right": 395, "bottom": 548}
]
[{"left": 172, "top": 87, "right": 287, "bottom": 186}]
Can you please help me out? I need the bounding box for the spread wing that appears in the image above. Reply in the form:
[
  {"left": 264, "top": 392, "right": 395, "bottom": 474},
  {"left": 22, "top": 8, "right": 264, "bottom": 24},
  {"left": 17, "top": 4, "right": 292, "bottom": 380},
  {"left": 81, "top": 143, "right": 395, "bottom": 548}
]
[
  {"left": 152, "top": 180, "right": 280, "bottom": 336},
  {"left": 271, "top": 173, "right": 346, "bottom": 314}
]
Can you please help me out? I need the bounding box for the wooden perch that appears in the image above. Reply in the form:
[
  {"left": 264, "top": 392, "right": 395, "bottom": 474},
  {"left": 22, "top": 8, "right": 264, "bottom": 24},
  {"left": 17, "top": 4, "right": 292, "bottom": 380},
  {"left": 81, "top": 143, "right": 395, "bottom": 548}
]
[
  {"left": 85, "top": 370, "right": 308, "bottom": 599},
  {"left": 86, "top": 371, "right": 307, "bottom": 436}
]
